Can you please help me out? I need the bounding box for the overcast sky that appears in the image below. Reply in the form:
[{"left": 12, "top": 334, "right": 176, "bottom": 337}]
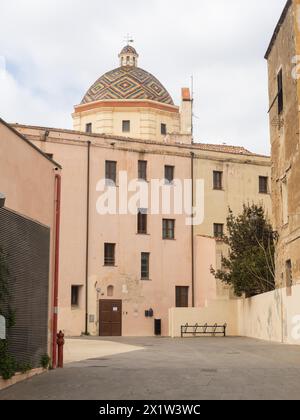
[{"left": 0, "top": 0, "right": 287, "bottom": 155}]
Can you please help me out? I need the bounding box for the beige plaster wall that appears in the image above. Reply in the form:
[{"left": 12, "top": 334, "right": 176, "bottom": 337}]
[
  {"left": 170, "top": 284, "right": 300, "bottom": 345},
  {"left": 169, "top": 300, "right": 239, "bottom": 338},
  {"left": 73, "top": 104, "right": 181, "bottom": 142},
  {"left": 266, "top": 0, "right": 300, "bottom": 287}
]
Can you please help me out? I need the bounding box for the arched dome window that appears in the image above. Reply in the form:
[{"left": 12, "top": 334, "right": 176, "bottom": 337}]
[{"left": 107, "top": 285, "right": 114, "bottom": 297}]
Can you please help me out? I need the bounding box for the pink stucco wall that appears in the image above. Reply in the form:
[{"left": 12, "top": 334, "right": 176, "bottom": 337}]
[{"left": 0, "top": 120, "right": 59, "bottom": 350}]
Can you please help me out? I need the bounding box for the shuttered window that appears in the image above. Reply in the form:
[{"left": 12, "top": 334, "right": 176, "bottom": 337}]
[{"left": 176, "top": 287, "right": 189, "bottom": 308}]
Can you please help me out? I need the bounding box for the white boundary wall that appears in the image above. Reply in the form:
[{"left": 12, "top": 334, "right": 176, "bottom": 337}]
[{"left": 169, "top": 284, "right": 300, "bottom": 345}]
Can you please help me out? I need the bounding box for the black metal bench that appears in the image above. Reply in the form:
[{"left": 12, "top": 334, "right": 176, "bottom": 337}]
[{"left": 181, "top": 323, "right": 227, "bottom": 338}]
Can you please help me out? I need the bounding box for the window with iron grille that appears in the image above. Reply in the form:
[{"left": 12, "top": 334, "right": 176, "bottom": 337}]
[
  {"left": 213, "top": 171, "right": 223, "bottom": 190},
  {"left": 259, "top": 176, "right": 268, "bottom": 194},
  {"left": 277, "top": 69, "right": 283, "bottom": 115},
  {"left": 137, "top": 209, "right": 148, "bottom": 234},
  {"left": 105, "top": 161, "right": 117, "bottom": 185},
  {"left": 141, "top": 253, "right": 150, "bottom": 280},
  {"left": 71, "top": 286, "right": 81, "bottom": 307},
  {"left": 176, "top": 286, "right": 189, "bottom": 308},
  {"left": 86, "top": 123, "right": 92, "bottom": 133},
  {"left": 214, "top": 223, "right": 224, "bottom": 238},
  {"left": 122, "top": 120, "right": 130, "bottom": 133},
  {"left": 104, "top": 243, "right": 116, "bottom": 266},
  {"left": 138, "top": 160, "right": 147, "bottom": 181},
  {"left": 163, "top": 219, "right": 175, "bottom": 240},
  {"left": 165, "top": 165, "right": 175, "bottom": 184},
  {"left": 161, "top": 123, "right": 167, "bottom": 135}
]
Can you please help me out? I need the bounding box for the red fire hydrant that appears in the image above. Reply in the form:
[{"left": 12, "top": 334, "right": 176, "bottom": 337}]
[{"left": 57, "top": 331, "right": 65, "bottom": 368}]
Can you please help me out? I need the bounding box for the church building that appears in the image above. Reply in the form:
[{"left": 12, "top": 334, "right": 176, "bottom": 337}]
[{"left": 13, "top": 45, "right": 271, "bottom": 337}]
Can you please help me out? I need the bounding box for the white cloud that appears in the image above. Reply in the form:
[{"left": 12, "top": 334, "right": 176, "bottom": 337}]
[{"left": 0, "top": 0, "right": 288, "bottom": 153}]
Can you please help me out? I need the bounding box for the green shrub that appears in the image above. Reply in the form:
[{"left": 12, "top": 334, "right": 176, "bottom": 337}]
[
  {"left": 0, "top": 340, "right": 16, "bottom": 380},
  {"left": 40, "top": 354, "right": 51, "bottom": 370},
  {"left": 17, "top": 362, "right": 32, "bottom": 374}
]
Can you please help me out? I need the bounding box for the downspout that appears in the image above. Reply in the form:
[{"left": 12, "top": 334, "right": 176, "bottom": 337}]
[
  {"left": 52, "top": 174, "right": 61, "bottom": 369},
  {"left": 191, "top": 152, "right": 195, "bottom": 307},
  {"left": 85, "top": 141, "right": 91, "bottom": 335}
]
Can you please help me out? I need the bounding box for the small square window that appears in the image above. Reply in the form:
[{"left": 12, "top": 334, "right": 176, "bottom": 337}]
[
  {"left": 259, "top": 176, "right": 268, "bottom": 194},
  {"left": 214, "top": 223, "right": 224, "bottom": 239},
  {"left": 71, "top": 286, "right": 81, "bottom": 307},
  {"left": 104, "top": 243, "right": 116, "bottom": 266},
  {"left": 163, "top": 219, "right": 175, "bottom": 240},
  {"left": 161, "top": 123, "right": 167, "bottom": 135},
  {"left": 165, "top": 165, "right": 175, "bottom": 184},
  {"left": 213, "top": 171, "right": 223, "bottom": 190},
  {"left": 86, "top": 123, "right": 92, "bottom": 133},
  {"left": 141, "top": 253, "right": 150, "bottom": 280},
  {"left": 122, "top": 120, "right": 130, "bottom": 133}
]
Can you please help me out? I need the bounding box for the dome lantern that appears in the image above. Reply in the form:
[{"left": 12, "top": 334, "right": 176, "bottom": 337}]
[{"left": 119, "top": 44, "right": 139, "bottom": 67}]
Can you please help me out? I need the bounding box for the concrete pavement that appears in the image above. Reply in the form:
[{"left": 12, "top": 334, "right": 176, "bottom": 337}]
[{"left": 1, "top": 337, "right": 300, "bottom": 400}]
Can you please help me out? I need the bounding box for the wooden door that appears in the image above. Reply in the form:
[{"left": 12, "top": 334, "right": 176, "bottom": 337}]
[{"left": 99, "top": 300, "right": 122, "bottom": 336}]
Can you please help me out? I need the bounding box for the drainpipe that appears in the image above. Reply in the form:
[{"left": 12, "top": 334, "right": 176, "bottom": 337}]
[
  {"left": 191, "top": 152, "right": 195, "bottom": 307},
  {"left": 85, "top": 141, "right": 91, "bottom": 335},
  {"left": 52, "top": 174, "right": 61, "bottom": 369}
]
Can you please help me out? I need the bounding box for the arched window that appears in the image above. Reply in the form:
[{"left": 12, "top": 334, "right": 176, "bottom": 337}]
[{"left": 107, "top": 285, "right": 114, "bottom": 297}]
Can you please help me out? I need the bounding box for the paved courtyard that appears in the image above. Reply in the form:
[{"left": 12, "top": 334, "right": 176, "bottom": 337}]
[{"left": 1, "top": 337, "right": 300, "bottom": 400}]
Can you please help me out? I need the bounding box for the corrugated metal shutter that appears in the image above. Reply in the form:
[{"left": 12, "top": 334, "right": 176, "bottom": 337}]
[{"left": 0, "top": 208, "right": 50, "bottom": 367}]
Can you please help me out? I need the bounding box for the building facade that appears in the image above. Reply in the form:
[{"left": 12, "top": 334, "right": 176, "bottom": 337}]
[
  {"left": 13, "top": 45, "right": 271, "bottom": 337},
  {"left": 265, "top": 0, "right": 300, "bottom": 289},
  {"left": 0, "top": 118, "right": 61, "bottom": 366}
]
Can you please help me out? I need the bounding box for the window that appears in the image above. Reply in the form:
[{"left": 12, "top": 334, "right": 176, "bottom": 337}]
[
  {"left": 286, "top": 260, "right": 292, "bottom": 289},
  {"left": 71, "top": 286, "right": 81, "bottom": 307},
  {"left": 138, "top": 160, "right": 147, "bottom": 181},
  {"left": 213, "top": 171, "right": 223, "bottom": 190},
  {"left": 259, "top": 176, "right": 268, "bottom": 194},
  {"left": 165, "top": 165, "right": 175, "bottom": 184},
  {"left": 163, "top": 219, "right": 175, "bottom": 240},
  {"left": 122, "top": 120, "right": 130, "bottom": 133},
  {"left": 107, "top": 285, "right": 114, "bottom": 297},
  {"left": 277, "top": 69, "right": 283, "bottom": 115},
  {"left": 282, "top": 178, "right": 289, "bottom": 225},
  {"left": 86, "top": 123, "right": 92, "bottom": 133},
  {"left": 105, "top": 161, "right": 117, "bottom": 185},
  {"left": 176, "top": 287, "right": 189, "bottom": 308},
  {"left": 141, "top": 253, "right": 150, "bottom": 280},
  {"left": 104, "top": 243, "right": 116, "bottom": 266},
  {"left": 214, "top": 223, "right": 224, "bottom": 238},
  {"left": 137, "top": 209, "right": 148, "bottom": 234},
  {"left": 161, "top": 123, "right": 167, "bottom": 135}
]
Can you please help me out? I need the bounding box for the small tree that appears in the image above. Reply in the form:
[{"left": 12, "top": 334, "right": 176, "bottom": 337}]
[{"left": 211, "top": 204, "right": 276, "bottom": 298}]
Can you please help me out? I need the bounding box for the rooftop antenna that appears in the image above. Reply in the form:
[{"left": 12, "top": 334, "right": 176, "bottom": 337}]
[
  {"left": 191, "top": 75, "right": 194, "bottom": 139},
  {"left": 124, "top": 34, "right": 134, "bottom": 45}
]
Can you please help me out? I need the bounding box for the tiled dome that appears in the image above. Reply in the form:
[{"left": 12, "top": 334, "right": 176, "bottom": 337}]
[{"left": 81, "top": 46, "right": 174, "bottom": 105}]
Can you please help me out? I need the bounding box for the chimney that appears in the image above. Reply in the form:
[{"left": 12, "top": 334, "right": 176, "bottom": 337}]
[{"left": 180, "top": 88, "right": 192, "bottom": 135}]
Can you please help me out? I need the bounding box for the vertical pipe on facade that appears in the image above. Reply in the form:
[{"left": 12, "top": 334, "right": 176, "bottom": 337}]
[
  {"left": 52, "top": 174, "right": 61, "bottom": 369},
  {"left": 85, "top": 141, "right": 91, "bottom": 335},
  {"left": 191, "top": 152, "right": 195, "bottom": 308}
]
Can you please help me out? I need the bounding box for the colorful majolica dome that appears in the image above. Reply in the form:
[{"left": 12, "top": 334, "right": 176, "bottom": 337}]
[{"left": 81, "top": 45, "right": 174, "bottom": 105}]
